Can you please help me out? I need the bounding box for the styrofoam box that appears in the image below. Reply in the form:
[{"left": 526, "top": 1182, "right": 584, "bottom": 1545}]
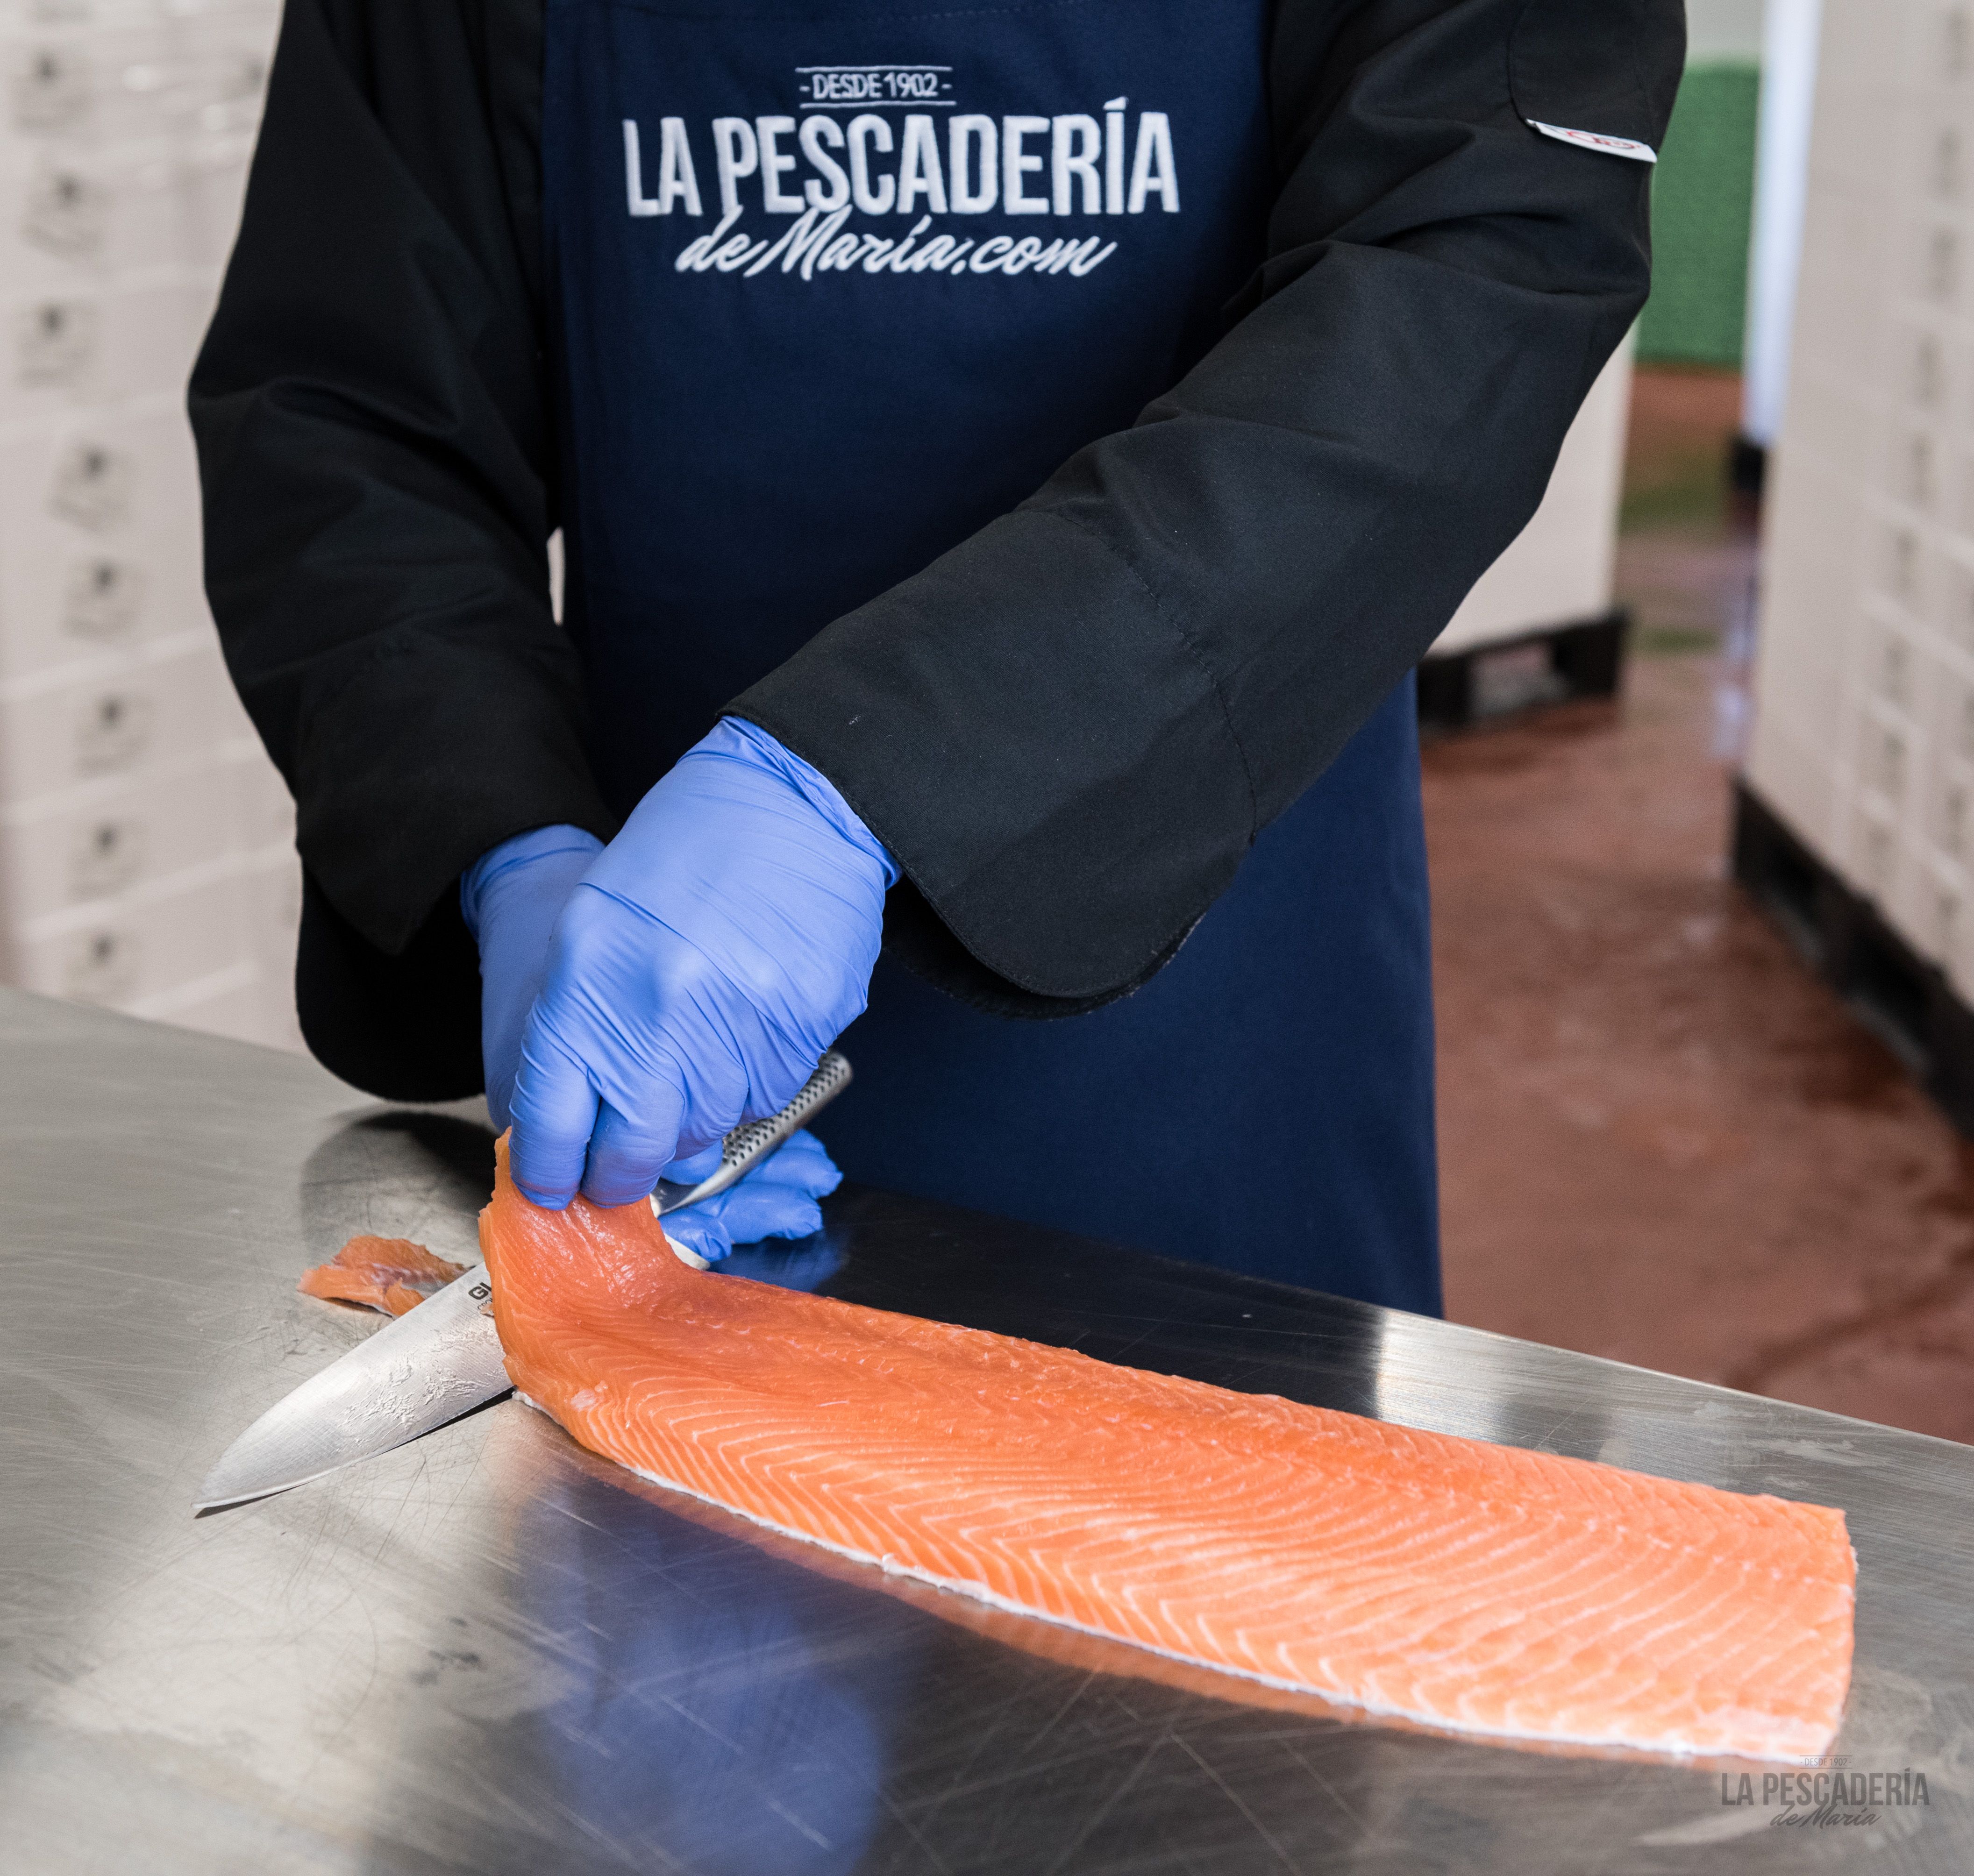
[
  {"left": 1861, "top": 489, "right": 1945, "bottom": 635},
  {"left": 254, "top": 987, "right": 307, "bottom": 1054},
  {"left": 1913, "top": 846, "right": 1968, "bottom": 983},
  {"left": 0, "top": 747, "right": 244, "bottom": 922},
  {"left": 239, "top": 848, "right": 298, "bottom": 986},
  {"left": 0, "top": 270, "right": 214, "bottom": 426},
  {"left": 1838, "top": 787, "right": 1927, "bottom": 952},
  {"left": 224, "top": 739, "right": 291, "bottom": 851},
  {"left": 1852, "top": 690, "right": 1922, "bottom": 825},
  {"left": 1839, "top": 653, "right": 1948, "bottom": 963},
  {"left": 140, "top": 955, "right": 306, "bottom": 1054},
  {"left": 5, "top": 0, "right": 168, "bottom": 34},
  {"left": 174, "top": 122, "right": 255, "bottom": 268},
  {"left": 1942, "top": 674, "right": 1974, "bottom": 771},
  {"left": 1934, "top": 842, "right": 1974, "bottom": 1004},
  {"left": 0, "top": 631, "right": 238, "bottom": 807},
  {"left": 1743, "top": 709, "right": 1843, "bottom": 860},
  {"left": 0, "top": 127, "right": 253, "bottom": 291},
  {"left": 128, "top": 956, "right": 264, "bottom": 1036},
  {"left": 0, "top": 533, "right": 215, "bottom": 689},
  {"left": 0, "top": 542, "right": 194, "bottom": 682},
  {"left": 1903, "top": 213, "right": 1965, "bottom": 322},
  {"left": 1790, "top": 189, "right": 1897, "bottom": 376},
  {"left": 0, "top": 399, "right": 208, "bottom": 679},
  {"left": 2, "top": 14, "right": 271, "bottom": 154},
  {"left": 1926, "top": 732, "right": 1974, "bottom": 874},
  {"left": 1746, "top": 0, "right": 1974, "bottom": 913},
  {"left": 0, "top": 395, "right": 206, "bottom": 539},
  {"left": 1876, "top": 409, "right": 1949, "bottom": 521},
  {"left": 1785, "top": 348, "right": 1880, "bottom": 475},
  {"left": 1, "top": 859, "right": 248, "bottom": 1006},
  {"left": 1886, "top": 837, "right": 1952, "bottom": 969},
  {"left": 1889, "top": 320, "right": 1959, "bottom": 427},
  {"left": 1745, "top": 452, "right": 1867, "bottom": 845},
  {"left": 1, "top": 132, "right": 198, "bottom": 284},
  {"left": 1938, "top": 542, "right": 1974, "bottom": 654},
  {"left": 237, "top": 841, "right": 304, "bottom": 1050},
  {"left": 1430, "top": 334, "right": 1632, "bottom": 657},
  {"left": 7, "top": 23, "right": 181, "bottom": 147},
  {"left": 1865, "top": 609, "right": 1921, "bottom": 728},
  {"left": 5, "top": 0, "right": 283, "bottom": 36}
]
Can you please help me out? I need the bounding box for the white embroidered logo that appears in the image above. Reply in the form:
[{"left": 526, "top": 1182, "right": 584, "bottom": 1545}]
[
  {"left": 798, "top": 64, "right": 954, "bottom": 108},
  {"left": 622, "top": 86, "right": 1181, "bottom": 283}
]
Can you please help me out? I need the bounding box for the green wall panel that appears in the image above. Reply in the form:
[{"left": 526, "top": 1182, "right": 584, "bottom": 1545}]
[{"left": 1637, "top": 61, "right": 1760, "bottom": 368}]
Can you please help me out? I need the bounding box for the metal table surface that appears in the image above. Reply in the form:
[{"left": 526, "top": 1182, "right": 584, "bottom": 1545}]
[{"left": 2, "top": 988, "right": 1971, "bottom": 1875}]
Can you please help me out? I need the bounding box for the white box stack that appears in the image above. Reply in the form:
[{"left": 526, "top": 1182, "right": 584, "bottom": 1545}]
[
  {"left": 1429, "top": 334, "right": 1636, "bottom": 662},
  {"left": 1746, "top": 0, "right": 1974, "bottom": 997},
  {"left": 0, "top": 0, "right": 301, "bottom": 1050}
]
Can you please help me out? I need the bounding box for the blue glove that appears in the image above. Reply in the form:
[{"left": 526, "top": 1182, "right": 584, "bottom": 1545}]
[
  {"left": 658, "top": 1128, "right": 843, "bottom": 1265},
  {"left": 508, "top": 716, "right": 897, "bottom": 1208},
  {"left": 460, "top": 824, "right": 604, "bottom": 1130},
  {"left": 463, "top": 816, "right": 849, "bottom": 1236}
]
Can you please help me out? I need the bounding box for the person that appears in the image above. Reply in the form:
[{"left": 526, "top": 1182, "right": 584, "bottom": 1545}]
[{"left": 192, "top": 0, "right": 1682, "bottom": 1304}]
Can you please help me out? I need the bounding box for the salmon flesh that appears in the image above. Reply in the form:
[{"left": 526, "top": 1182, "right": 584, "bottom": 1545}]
[
  {"left": 299, "top": 1236, "right": 467, "bottom": 1317},
  {"left": 479, "top": 1138, "right": 1854, "bottom": 1758}
]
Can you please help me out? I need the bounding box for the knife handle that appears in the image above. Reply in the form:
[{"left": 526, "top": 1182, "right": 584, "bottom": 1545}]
[{"left": 650, "top": 1050, "right": 853, "bottom": 1217}]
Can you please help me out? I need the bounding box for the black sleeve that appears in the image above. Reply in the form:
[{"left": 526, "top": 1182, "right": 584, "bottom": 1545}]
[
  {"left": 198, "top": 0, "right": 1679, "bottom": 1094},
  {"left": 734, "top": 0, "right": 1684, "bottom": 1012},
  {"left": 189, "top": 0, "right": 611, "bottom": 1098}
]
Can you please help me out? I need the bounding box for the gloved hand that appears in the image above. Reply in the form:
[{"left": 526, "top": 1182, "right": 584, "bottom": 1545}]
[
  {"left": 460, "top": 823, "right": 604, "bottom": 1130},
  {"left": 657, "top": 1128, "right": 842, "bottom": 1265},
  {"left": 509, "top": 716, "right": 897, "bottom": 1208}
]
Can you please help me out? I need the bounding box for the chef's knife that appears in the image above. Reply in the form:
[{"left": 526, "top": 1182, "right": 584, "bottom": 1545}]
[{"left": 192, "top": 1051, "right": 853, "bottom": 1512}]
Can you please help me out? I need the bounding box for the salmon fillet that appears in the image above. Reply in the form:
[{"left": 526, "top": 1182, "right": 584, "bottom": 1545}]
[
  {"left": 298, "top": 1236, "right": 467, "bottom": 1317},
  {"left": 480, "top": 1139, "right": 1854, "bottom": 1758}
]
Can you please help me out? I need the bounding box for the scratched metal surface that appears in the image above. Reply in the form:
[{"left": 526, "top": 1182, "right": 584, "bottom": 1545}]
[{"left": 2, "top": 986, "right": 1971, "bottom": 1875}]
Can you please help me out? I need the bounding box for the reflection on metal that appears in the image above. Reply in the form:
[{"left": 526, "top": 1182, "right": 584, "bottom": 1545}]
[
  {"left": 0, "top": 988, "right": 1970, "bottom": 1872},
  {"left": 190, "top": 1260, "right": 510, "bottom": 1511},
  {"left": 193, "top": 1054, "right": 851, "bottom": 1508}
]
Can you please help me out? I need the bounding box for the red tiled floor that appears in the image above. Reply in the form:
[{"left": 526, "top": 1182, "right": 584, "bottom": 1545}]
[{"left": 1427, "top": 368, "right": 1974, "bottom": 1444}]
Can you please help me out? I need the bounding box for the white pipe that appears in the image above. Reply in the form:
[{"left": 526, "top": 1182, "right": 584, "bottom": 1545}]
[{"left": 1741, "top": 0, "right": 1825, "bottom": 448}]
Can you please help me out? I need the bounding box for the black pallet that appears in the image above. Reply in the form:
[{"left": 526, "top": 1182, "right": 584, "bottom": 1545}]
[
  {"left": 1732, "top": 781, "right": 1974, "bottom": 1135},
  {"left": 1729, "top": 432, "right": 1768, "bottom": 499},
  {"left": 1417, "top": 606, "right": 1631, "bottom": 737}
]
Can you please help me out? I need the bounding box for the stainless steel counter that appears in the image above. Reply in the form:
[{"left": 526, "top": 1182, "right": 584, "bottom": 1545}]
[{"left": 2, "top": 987, "right": 1970, "bottom": 1874}]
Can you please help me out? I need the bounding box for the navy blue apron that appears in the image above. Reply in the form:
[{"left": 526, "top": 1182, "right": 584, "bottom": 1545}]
[{"left": 543, "top": 0, "right": 1442, "bottom": 1314}]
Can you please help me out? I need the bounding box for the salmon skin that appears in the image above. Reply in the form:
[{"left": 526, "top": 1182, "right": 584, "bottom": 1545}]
[
  {"left": 480, "top": 1139, "right": 1854, "bottom": 1759},
  {"left": 299, "top": 1236, "right": 467, "bottom": 1317}
]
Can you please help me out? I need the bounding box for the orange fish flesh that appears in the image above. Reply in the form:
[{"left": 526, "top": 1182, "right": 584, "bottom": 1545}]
[
  {"left": 299, "top": 1235, "right": 467, "bottom": 1317},
  {"left": 479, "top": 1137, "right": 1855, "bottom": 1758}
]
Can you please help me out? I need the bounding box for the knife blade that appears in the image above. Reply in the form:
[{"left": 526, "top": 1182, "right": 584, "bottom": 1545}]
[{"left": 193, "top": 1051, "right": 852, "bottom": 1512}]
